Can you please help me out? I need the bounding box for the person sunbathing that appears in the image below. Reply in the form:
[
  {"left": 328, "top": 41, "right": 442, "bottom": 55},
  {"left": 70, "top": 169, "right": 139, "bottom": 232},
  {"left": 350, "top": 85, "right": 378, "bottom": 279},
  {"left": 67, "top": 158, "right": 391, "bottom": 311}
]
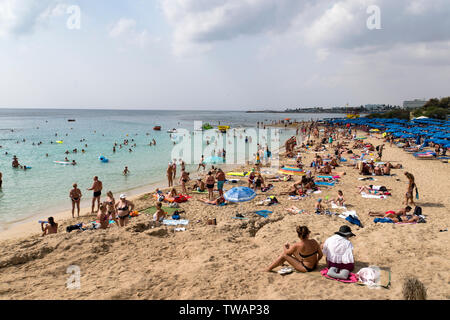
[
  {"left": 167, "top": 188, "right": 177, "bottom": 198},
  {"left": 97, "top": 203, "right": 109, "bottom": 229},
  {"left": 41, "top": 217, "right": 58, "bottom": 236},
  {"left": 329, "top": 157, "right": 339, "bottom": 168},
  {"left": 382, "top": 164, "right": 391, "bottom": 175},
  {"left": 281, "top": 181, "right": 304, "bottom": 196},
  {"left": 368, "top": 206, "right": 419, "bottom": 223},
  {"left": 265, "top": 226, "right": 323, "bottom": 273},
  {"left": 198, "top": 196, "right": 226, "bottom": 205}
]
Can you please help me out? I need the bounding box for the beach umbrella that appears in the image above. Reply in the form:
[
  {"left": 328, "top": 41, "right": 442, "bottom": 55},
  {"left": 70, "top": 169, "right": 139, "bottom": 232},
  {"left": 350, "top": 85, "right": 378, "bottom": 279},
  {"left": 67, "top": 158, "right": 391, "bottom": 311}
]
[
  {"left": 224, "top": 187, "right": 256, "bottom": 202},
  {"left": 203, "top": 156, "right": 224, "bottom": 164},
  {"left": 278, "top": 166, "right": 305, "bottom": 176}
]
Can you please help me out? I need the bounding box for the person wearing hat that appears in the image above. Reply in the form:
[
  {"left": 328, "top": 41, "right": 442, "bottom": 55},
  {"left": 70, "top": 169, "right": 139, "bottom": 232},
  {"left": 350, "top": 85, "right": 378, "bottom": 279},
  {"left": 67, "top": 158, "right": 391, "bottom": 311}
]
[
  {"left": 322, "top": 225, "right": 356, "bottom": 272},
  {"left": 115, "top": 194, "right": 134, "bottom": 227}
]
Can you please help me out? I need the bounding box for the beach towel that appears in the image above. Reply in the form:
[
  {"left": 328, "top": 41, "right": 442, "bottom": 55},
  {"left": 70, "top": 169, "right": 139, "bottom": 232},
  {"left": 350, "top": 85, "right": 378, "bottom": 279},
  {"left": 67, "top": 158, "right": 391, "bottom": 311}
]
[
  {"left": 320, "top": 268, "right": 358, "bottom": 283},
  {"left": 315, "top": 181, "right": 335, "bottom": 186},
  {"left": 345, "top": 215, "right": 362, "bottom": 227},
  {"left": 254, "top": 210, "right": 272, "bottom": 218},
  {"left": 373, "top": 217, "right": 394, "bottom": 223},
  {"left": 192, "top": 190, "right": 208, "bottom": 194},
  {"left": 331, "top": 202, "right": 347, "bottom": 210},
  {"left": 162, "top": 219, "right": 189, "bottom": 226},
  {"left": 361, "top": 192, "right": 386, "bottom": 199}
]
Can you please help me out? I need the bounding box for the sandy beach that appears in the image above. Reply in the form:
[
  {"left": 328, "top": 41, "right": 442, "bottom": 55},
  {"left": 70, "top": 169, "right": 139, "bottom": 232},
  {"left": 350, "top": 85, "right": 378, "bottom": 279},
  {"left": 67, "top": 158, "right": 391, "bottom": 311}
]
[{"left": 0, "top": 127, "right": 449, "bottom": 300}]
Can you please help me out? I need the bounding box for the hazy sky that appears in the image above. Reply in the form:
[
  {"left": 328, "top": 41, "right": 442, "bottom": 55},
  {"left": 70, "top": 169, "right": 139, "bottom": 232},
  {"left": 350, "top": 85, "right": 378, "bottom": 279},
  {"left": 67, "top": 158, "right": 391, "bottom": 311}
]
[{"left": 0, "top": 0, "right": 449, "bottom": 110}]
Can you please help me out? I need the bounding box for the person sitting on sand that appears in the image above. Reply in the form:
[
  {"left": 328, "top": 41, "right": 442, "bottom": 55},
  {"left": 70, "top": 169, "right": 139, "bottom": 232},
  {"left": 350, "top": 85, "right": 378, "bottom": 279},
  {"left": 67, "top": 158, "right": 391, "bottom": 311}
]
[
  {"left": 318, "top": 162, "right": 332, "bottom": 174},
  {"left": 153, "top": 202, "right": 166, "bottom": 223},
  {"left": 165, "top": 188, "right": 176, "bottom": 198},
  {"left": 333, "top": 190, "right": 345, "bottom": 207},
  {"left": 373, "top": 165, "right": 382, "bottom": 176},
  {"left": 97, "top": 203, "right": 109, "bottom": 229},
  {"left": 247, "top": 170, "right": 256, "bottom": 188},
  {"left": 41, "top": 217, "right": 58, "bottom": 236},
  {"left": 253, "top": 172, "right": 265, "bottom": 192},
  {"left": 105, "top": 191, "right": 117, "bottom": 224},
  {"left": 322, "top": 225, "right": 355, "bottom": 272},
  {"left": 265, "top": 226, "right": 323, "bottom": 273},
  {"left": 382, "top": 164, "right": 391, "bottom": 175},
  {"left": 192, "top": 178, "right": 206, "bottom": 192},
  {"left": 198, "top": 196, "right": 226, "bottom": 206},
  {"left": 329, "top": 157, "right": 339, "bottom": 168}
]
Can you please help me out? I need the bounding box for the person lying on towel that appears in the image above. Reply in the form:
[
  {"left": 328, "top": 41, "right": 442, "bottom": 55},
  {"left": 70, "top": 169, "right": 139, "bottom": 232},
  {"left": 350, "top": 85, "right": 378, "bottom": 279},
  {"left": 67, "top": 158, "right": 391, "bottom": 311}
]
[
  {"left": 197, "top": 196, "right": 226, "bottom": 206},
  {"left": 368, "top": 206, "right": 419, "bottom": 223}
]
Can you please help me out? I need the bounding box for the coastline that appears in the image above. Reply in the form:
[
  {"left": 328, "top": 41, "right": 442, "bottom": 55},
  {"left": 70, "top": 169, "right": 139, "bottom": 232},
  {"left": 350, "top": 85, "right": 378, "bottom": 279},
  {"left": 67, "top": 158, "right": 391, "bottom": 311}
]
[{"left": 0, "top": 161, "right": 246, "bottom": 241}]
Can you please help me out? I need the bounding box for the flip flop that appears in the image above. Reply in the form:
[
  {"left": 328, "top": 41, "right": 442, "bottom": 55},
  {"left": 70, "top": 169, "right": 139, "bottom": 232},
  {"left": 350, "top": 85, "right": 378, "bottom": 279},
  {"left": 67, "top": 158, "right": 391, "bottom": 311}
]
[{"left": 278, "top": 267, "right": 294, "bottom": 275}]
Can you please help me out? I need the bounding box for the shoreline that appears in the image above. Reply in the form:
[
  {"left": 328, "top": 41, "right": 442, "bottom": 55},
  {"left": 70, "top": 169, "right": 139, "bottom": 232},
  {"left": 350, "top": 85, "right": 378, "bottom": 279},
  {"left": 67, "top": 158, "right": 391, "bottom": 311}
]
[{"left": 0, "top": 161, "right": 248, "bottom": 241}]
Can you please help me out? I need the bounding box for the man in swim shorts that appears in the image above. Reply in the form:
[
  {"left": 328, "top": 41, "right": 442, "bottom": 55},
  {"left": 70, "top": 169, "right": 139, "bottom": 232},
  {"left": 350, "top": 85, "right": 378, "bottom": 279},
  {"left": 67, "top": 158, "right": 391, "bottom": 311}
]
[
  {"left": 216, "top": 168, "right": 226, "bottom": 197},
  {"left": 87, "top": 176, "right": 103, "bottom": 213}
]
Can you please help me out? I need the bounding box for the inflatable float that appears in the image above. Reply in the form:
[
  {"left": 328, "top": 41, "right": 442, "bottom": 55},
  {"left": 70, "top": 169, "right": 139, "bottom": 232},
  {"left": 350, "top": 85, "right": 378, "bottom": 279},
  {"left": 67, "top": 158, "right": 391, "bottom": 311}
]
[
  {"left": 226, "top": 172, "right": 249, "bottom": 177},
  {"left": 99, "top": 156, "right": 109, "bottom": 163},
  {"left": 54, "top": 161, "right": 72, "bottom": 165},
  {"left": 56, "top": 140, "right": 63, "bottom": 144}
]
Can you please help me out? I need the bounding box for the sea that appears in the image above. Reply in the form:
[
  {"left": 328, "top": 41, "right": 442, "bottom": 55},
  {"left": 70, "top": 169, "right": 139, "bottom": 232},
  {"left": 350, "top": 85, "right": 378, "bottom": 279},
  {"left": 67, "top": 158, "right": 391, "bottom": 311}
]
[{"left": 0, "top": 109, "right": 345, "bottom": 229}]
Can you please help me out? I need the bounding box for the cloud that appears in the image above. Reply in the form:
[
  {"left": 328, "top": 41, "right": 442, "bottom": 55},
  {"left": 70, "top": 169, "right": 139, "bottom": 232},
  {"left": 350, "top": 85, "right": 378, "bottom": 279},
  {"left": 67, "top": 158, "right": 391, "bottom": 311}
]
[
  {"left": 109, "top": 18, "right": 157, "bottom": 48},
  {"left": 160, "top": 0, "right": 450, "bottom": 57},
  {"left": 0, "top": 0, "right": 63, "bottom": 38}
]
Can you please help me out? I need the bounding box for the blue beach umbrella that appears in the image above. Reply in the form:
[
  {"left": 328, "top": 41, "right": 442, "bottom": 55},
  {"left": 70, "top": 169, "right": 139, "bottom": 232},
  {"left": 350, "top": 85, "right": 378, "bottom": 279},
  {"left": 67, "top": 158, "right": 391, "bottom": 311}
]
[{"left": 224, "top": 187, "right": 256, "bottom": 202}]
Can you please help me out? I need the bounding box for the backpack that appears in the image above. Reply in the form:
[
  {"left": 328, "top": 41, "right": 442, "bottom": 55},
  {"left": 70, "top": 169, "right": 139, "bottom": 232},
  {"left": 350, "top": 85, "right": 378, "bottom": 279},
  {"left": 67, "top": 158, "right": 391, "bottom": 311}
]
[{"left": 413, "top": 206, "right": 422, "bottom": 216}]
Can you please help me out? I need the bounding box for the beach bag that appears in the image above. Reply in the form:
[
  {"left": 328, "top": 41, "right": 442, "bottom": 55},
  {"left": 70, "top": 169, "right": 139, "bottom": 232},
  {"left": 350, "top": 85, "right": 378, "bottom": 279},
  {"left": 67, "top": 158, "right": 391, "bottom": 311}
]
[
  {"left": 172, "top": 211, "right": 181, "bottom": 220},
  {"left": 169, "top": 202, "right": 179, "bottom": 208},
  {"left": 413, "top": 206, "right": 422, "bottom": 216},
  {"left": 66, "top": 223, "right": 83, "bottom": 233}
]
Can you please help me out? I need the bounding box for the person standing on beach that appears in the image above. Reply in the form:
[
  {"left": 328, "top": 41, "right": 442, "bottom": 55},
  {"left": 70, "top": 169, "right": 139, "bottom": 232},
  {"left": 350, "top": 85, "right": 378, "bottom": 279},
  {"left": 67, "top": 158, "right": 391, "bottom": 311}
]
[
  {"left": 115, "top": 194, "right": 134, "bottom": 227},
  {"left": 205, "top": 171, "right": 215, "bottom": 200},
  {"left": 87, "top": 176, "right": 103, "bottom": 213},
  {"left": 172, "top": 160, "right": 177, "bottom": 179},
  {"left": 404, "top": 172, "right": 417, "bottom": 206},
  {"left": 167, "top": 163, "right": 173, "bottom": 187},
  {"left": 216, "top": 168, "right": 226, "bottom": 197},
  {"left": 70, "top": 184, "right": 82, "bottom": 218},
  {"left": 105, "top": 191, "right": 117, "bottom": 225},
  {"left": 179, "top": 169, "right": 190, "bottom": 195},
  {"left": 197, "top": 155, "right": 206, "bottom": 171}
]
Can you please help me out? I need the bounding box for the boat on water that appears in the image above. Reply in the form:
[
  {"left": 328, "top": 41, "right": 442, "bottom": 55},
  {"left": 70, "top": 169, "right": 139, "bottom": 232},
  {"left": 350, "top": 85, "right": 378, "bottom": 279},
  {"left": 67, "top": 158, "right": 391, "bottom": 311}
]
[
  {"left": 153, "top": 126, "right": 161, "bottom": 131},
  {"left": 218, "top": 125, "right": 230, "bottom": 133},
  {"left": 67, "top": 119, "right": 76, "bottom": 122},
  {"left": 167, "top": 128, "right": 177, "bottom": 133},
  {"left": 202, "top": 123, "right": 213, "bottom": 130}
]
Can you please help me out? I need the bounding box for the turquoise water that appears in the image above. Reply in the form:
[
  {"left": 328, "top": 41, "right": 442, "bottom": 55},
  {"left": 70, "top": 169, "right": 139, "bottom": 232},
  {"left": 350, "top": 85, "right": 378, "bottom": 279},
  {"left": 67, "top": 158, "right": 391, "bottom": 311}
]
[{"left": 0, "top": 109, "right": 343, "bottom": 227}]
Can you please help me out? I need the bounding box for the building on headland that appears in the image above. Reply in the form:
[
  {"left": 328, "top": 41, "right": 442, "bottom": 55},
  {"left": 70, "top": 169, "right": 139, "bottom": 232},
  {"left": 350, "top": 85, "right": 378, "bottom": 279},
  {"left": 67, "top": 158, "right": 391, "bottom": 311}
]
[{"left": 403, "top": 99, "right": 427, "bottom": 109}]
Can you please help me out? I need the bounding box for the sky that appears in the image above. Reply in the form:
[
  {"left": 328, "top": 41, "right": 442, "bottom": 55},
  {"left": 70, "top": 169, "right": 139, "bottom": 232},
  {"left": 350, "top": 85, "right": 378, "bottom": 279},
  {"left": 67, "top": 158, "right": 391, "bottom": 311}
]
[{"left": 0, "top": 0, "right": 449, "bottom": 110}]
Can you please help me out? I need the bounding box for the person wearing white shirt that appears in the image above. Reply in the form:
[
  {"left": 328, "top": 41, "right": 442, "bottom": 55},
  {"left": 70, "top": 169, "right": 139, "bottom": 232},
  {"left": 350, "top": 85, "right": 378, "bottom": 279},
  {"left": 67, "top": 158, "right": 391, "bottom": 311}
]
[{"left": 322, "top": 225, "right": 356, "bottom": 272}]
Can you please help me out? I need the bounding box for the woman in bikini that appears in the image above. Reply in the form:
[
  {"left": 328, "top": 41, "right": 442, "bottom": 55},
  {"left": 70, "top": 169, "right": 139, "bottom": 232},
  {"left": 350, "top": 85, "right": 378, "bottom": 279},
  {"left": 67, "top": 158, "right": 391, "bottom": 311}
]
[
  {"left": 115, "top": 194, "right": 134, "bottom": 227},
  {"left": 265, "top": 226, "right": 323, "bottom": 273},
  {"left": 404, "top": 172, "right": 417, "bottom": 206},
  {"left": 97, "top": 203, "right": 109, "bottom": 229},
  {"left": 105, "top": 191, "right": 117, "bottom": 225},
  {"left": 69, "top": 184, "right": 82, "bottom": 218},
  {"left": 179, "top": 169, "right": 190, "bottom": 195}
]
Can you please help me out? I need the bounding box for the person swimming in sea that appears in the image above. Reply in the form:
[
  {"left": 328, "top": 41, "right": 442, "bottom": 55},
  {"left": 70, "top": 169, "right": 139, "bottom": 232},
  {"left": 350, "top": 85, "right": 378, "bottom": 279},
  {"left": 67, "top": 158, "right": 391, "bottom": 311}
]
[{"left": 123, "top": 166, "right": 130, "bottom": 175}]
